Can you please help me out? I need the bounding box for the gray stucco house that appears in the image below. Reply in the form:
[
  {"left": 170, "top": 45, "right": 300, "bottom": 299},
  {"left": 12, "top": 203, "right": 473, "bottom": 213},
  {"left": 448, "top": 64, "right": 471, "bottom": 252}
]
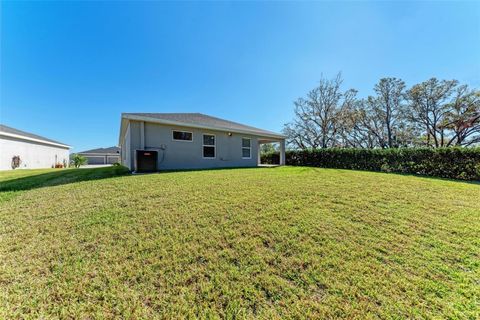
[
  {"left": 118, "top": 113, "right": 286, "bottom": 172},
  {"left": 74, "top": 146, "right": 121, "bottom": 165}
]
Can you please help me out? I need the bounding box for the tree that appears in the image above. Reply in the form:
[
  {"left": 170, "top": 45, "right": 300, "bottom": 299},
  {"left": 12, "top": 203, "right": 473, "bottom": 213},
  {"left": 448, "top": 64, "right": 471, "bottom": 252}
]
[
  {"left": 283, "top": 73, "right": 357, "bottom": 149},
  {"left": 444, "top": 85, "right": 480, "bottom": 146},
  {"left": 335, "top": 78, "right": 415, "bottom": 148},
  {"left": 71, "top": 154, "right": 88, "bottom": 168},
  {"left": 285, "top": 75, "right": 479, "bottom": 149},
  {"left": 336, "top": 100, "right": 377, "bottom": 148},
  {"left": 370, "top": 78, "right": 407, "bottom": 147},
  {"left": 356, "top": 97, "right": 391, "bottom": 148},
  {"left": 260, "top": 143, "right": 278, "bottom": 154},
  {"left": 406, "top": 78, "right": 458, "bottom": 147}
]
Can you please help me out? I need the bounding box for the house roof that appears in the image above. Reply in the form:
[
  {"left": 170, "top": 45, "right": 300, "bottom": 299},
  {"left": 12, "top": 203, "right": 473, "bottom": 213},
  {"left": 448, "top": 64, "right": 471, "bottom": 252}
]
[
  {"left": 120, "top": 113, "right": 285, "bottom": 144},
  {"left": 77, "top": 146, "right": 120, "bottom": 155},
  {"left": 0, "top": 124, "right": 70, "bottom": 149}
]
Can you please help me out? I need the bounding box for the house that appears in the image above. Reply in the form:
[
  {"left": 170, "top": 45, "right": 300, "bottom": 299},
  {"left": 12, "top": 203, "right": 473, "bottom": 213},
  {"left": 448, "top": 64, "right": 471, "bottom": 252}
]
[
  {"left": 74, "top": 146, "right": 121, "bottom": 165},
  {"left": 118, "top": 113, "right": 286, "bottom": 172},
  {"left": 0, "top": 124, "right": 70, "bottom": 170}
]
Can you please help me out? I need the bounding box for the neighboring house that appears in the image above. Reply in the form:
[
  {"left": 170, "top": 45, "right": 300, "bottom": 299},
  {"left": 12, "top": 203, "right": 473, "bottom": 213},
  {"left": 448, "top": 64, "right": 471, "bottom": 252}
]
[
  {"left": 74, "top": 146, "right": 121, "bottom": 165},
  {"left": 118, "top": 113, "right": 286, "bottom": 172},
  {"left": 0, "top": 124, "right": 70, "bottom": 170}
]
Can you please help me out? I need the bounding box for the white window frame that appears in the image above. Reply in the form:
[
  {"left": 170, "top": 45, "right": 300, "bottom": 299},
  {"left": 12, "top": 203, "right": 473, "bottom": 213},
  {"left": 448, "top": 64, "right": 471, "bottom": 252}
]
[
  {"left": 202, "top": 133, "right": 216, "bottom": 159},
  {"left": 172, "top": 130, "right": 193, "bottom": 142},
  {"left": 242, "top": 137, "right": 252, "bottom": 159}
]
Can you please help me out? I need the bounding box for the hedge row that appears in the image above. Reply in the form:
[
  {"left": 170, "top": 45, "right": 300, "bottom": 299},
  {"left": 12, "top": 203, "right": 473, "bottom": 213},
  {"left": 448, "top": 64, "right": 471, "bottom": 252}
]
[{"left": 261, "top": 148, "right": 480, "bottom": 180}]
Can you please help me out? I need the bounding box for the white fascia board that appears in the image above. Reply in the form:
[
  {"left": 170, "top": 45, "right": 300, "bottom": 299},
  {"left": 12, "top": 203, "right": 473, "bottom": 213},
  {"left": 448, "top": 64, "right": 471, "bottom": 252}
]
[
  {"left": 122, "top": 114, "right": 287, "bottom": 140},
  {"left": 0, "top": 132, "right": 71, "bottom": 149}
]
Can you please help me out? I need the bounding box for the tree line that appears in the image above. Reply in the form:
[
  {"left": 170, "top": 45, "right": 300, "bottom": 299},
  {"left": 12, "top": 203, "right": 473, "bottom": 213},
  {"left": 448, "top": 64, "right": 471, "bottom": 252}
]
[{"left": 283, "top": 74, "right": 480, "bottom": 149}]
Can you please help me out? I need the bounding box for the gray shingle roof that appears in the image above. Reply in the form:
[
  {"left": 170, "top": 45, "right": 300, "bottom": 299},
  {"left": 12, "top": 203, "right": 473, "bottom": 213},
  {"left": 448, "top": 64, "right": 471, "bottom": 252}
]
[
  {"left": 0, "top": 124, "right": 69, "bottom": 147},
  {"left": 77, "top": 146, "right": 120, "bottom": 154},
  {"left": 123, "top": 113, "right": 284, "bottom": 138}
]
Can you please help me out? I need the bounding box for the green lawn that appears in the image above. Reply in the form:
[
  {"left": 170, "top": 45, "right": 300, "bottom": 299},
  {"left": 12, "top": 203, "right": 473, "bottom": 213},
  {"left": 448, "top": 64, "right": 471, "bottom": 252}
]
[{"left": 0, "top": 166, "right": 478, "bottom": 319}]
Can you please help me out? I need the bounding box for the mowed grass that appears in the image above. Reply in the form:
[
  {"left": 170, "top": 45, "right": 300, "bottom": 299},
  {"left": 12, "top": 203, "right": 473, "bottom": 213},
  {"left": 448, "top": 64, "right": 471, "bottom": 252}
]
[{"left": 0, "top": 166, "right": 478, "bottom": 319}]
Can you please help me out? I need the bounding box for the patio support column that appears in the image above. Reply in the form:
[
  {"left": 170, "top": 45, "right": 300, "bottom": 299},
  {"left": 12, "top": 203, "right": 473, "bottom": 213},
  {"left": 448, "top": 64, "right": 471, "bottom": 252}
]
[
  {"left": 279, "top": 140, "right": 286, "bottom": 165},
  {"left": 257, "top": 141, "right": 261, "bottom": 165}
]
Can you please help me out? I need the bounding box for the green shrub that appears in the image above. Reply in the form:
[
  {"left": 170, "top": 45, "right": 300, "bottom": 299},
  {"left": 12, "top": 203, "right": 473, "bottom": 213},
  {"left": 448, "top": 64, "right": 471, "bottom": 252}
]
[
  {"left": 262, "top": 148, "right": 480, "bottom": 180},
  {"left": 71, "top": 154, "right": 88, "bottom": 168},
  {"left": 260, "top": 152, "right": 280, "bottom": 164}
]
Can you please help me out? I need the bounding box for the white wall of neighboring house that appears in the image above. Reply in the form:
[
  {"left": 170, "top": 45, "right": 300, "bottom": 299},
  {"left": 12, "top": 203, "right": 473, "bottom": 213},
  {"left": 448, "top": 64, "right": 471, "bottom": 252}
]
[{"left": 0, "top": 136, "right": 70, "bottom": 170}]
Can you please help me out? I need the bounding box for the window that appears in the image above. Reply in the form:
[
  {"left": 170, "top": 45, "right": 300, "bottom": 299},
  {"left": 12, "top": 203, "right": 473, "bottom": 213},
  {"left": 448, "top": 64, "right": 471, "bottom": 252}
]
[
  {"left": 172, "top": 130, "right": 193, "bottom": 141},
  {"left": 203, "top": 134, "right": 215, "bottom": 158},
  {"left": 242, "top": 138, "right": 251, "bottom": 159}
]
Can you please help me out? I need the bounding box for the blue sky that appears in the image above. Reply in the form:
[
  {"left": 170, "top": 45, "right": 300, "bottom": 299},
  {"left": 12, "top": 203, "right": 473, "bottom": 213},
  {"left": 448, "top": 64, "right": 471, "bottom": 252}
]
[{"left": 1, "top": 1, "right": 479, "bottom": 152}]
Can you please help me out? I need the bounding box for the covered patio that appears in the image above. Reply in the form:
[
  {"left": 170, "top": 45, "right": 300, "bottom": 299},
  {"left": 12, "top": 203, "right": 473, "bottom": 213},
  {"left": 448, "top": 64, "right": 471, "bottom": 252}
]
[{"left": 257, "top": 137, "right": 286, "bottom": 166}]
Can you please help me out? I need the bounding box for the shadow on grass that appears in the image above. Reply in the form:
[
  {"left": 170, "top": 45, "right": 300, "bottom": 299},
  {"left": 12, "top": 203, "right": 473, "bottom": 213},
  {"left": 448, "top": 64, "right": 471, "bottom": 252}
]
[{"left": 0, "top": 166, "right": 131, "bottom": 192}]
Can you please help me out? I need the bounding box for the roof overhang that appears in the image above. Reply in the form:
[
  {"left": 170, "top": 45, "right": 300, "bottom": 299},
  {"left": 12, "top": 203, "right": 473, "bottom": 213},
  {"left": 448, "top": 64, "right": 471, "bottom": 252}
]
[
  {"left": 118, "top": 113, "right": 286, "bottom": 145},
  {"left": 0, "top": 131, "right": 71, "bottom": 149}
]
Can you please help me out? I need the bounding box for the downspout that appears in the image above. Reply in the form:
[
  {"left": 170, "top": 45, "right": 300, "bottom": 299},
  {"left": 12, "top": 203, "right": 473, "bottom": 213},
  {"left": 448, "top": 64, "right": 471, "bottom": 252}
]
[{"left": 140, "top": 121, "right": 145, "bottom": 150}]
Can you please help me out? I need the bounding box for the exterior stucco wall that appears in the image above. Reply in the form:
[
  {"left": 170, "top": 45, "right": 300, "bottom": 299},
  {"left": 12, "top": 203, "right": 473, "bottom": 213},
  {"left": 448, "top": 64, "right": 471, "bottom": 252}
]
[
  {"left": 0, "top": 136, "right": 70, "bottom": 170},
  {"left": 123, "top": 121, "right": 260, "bottom": 170}
]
